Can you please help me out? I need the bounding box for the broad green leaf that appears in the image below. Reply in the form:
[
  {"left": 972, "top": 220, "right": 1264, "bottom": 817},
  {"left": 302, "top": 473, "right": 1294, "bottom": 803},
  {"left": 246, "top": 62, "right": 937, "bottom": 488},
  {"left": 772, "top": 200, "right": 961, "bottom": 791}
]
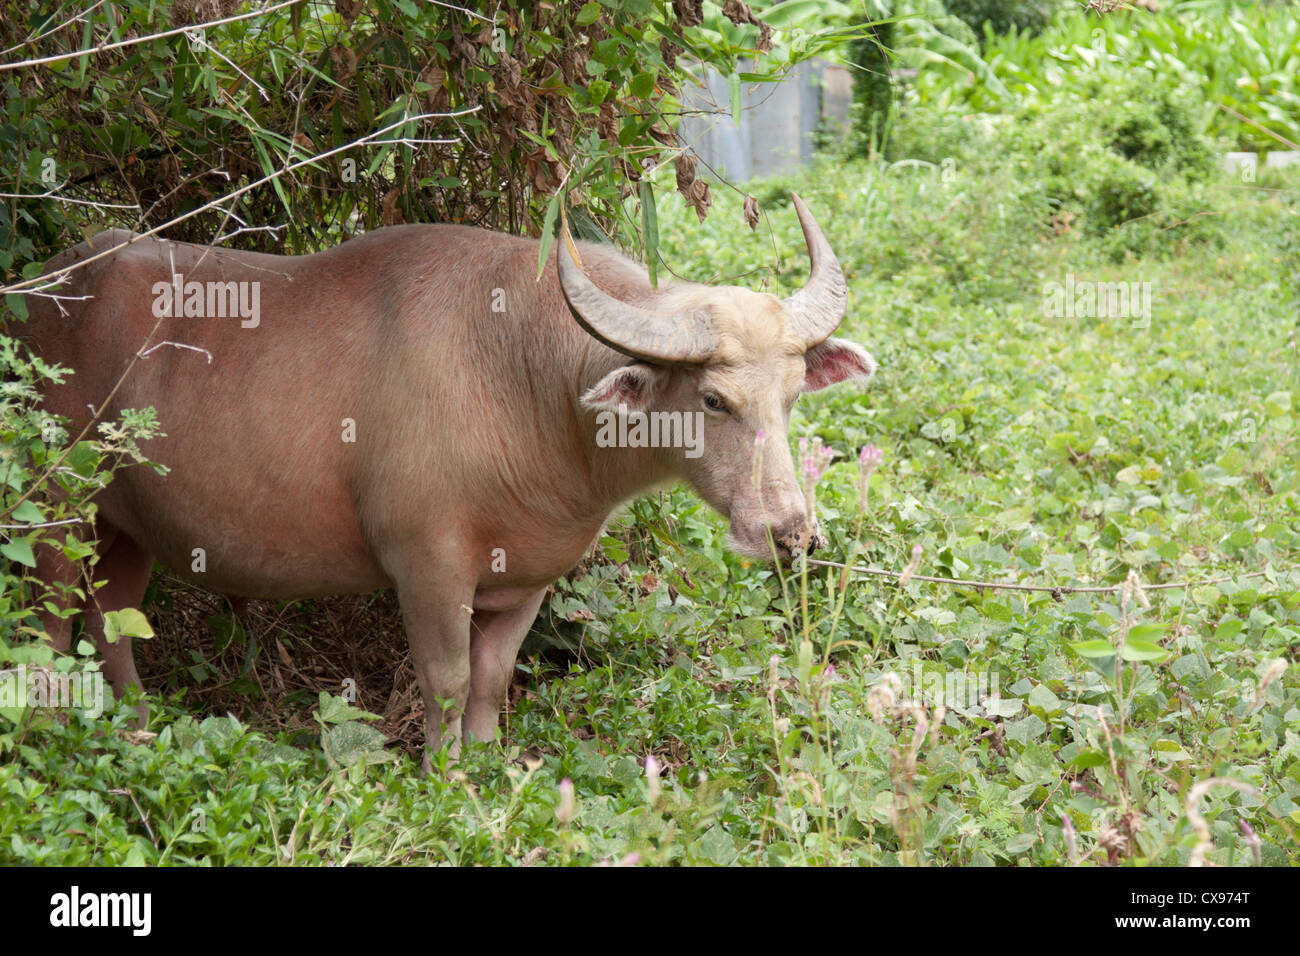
[
  {"left": 5, "top": 294, "right": 28, "bottom": 322},
  {"left": 1120, "top": 638, "right": 1167, "bottom": 662},
  {"left": 1214, "top": 618, "right": 1245, "bottom": 641},
  {"left": 103, "top": 608, "right": 154, "bottom": 645},
  {"left": 629, "top": 71, "right": 656, "bottom": 99},
  {"left": 1070, "top": 639, "right": 1116, "bottom": 659},
  {"left": 9, "top": 501, "right": 43, "bottom": 524},
  {"left": 640, "top": 180, "right": 659, "bottom": 288},
  {"left": 537, "top": 194, "right": 560, "bottom": 277},
  {"left": 0, "top": 538, "right": 35, "bottom": 568},
  {"left": 1070, "top": 749, "right": 1108, "bottom": 769},
  {"left": 1126, "top": 622, "right": 1168, "bottom": 642}
]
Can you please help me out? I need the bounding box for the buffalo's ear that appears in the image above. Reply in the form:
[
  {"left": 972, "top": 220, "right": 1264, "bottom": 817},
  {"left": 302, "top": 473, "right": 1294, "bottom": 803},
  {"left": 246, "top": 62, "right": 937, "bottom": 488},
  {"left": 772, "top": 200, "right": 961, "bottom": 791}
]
[
  {"left": 803, "top": 338, "right": 877, "bottom": 392},
  {"left": 581, "top": 363, "right": 668, "bottom": 412}
]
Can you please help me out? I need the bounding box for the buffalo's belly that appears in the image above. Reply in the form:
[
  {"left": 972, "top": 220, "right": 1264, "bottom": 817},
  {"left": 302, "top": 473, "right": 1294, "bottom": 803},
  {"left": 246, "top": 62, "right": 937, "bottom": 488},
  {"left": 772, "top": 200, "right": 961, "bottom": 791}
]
[
  {"left": 95, "top": 468, "right": 387, "bottom": 600},
  {"left": 470, "top": 521, "right": 606, "bottom": 612},
  {"left": 472, "top": 584, "right": 550, "bottom": 613}
]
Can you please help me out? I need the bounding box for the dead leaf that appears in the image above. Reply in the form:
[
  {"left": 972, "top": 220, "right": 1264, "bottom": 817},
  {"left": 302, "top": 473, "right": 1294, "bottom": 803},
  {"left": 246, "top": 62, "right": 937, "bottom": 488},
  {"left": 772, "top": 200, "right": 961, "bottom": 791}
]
[
  {"left": 685, "top": 178, "right": 712, "bottom": 223},
  {"left": 521, "top": 846, "right": 550, "bottom": 866},
  {"left": 675, "top": 152, "right": 698, "bottom": 193},
  {"left": 381, "top": 187, "right": 405, "bottom": 226},
  {"left": 721, "top": 0, "right": 773, "bottom": 52},
  {"left": 672, "top": 0, "right": 704, "bottom": 28}
]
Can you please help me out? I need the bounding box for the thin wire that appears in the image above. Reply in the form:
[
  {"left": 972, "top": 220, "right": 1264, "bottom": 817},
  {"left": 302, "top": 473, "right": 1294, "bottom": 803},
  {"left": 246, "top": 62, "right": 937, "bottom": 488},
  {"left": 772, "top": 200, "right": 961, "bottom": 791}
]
[{"left": 804, "top": 557, "right": 1296, "bottom": 600}]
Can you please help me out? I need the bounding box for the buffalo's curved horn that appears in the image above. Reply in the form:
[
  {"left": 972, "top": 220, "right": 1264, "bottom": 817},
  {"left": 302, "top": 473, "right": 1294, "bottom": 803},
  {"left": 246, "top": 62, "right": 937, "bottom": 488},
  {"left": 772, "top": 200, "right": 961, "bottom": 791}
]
[
  {"left": 782, "top": 193, "right": 848, "bottom": 346},
  {"left": 557, "top": 218, "right": 716, "bottom": 365}
]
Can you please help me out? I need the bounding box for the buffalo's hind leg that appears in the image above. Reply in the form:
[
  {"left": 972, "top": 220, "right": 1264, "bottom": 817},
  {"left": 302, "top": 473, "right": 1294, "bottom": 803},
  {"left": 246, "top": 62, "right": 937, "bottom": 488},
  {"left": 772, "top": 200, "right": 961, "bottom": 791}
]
[
  {"left": 32, "top": 522, "right": 154, "bottom": 720},
  {"left": 464, "top": 589, "right": 547, "bottom": 744},
  {"left": 33, "top": 536, "right": 84, "bottom": 655},
  {"left": 83, "top": 528, "right": 155, "bottom": 698}
]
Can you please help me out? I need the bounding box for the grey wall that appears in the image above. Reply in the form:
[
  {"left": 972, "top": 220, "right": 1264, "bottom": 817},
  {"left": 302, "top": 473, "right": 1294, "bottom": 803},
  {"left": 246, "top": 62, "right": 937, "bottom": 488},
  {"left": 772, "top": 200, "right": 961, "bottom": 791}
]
[{"left": 679, "top": 59, "right": 852, "bottom": 184}]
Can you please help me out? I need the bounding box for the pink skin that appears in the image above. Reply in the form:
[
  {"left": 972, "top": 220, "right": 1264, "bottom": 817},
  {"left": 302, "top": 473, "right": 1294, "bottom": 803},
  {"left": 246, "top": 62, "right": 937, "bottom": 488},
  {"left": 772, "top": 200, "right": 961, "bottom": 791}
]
[{"left": 580, "top": 316, "right": 876, "bottom": 561}]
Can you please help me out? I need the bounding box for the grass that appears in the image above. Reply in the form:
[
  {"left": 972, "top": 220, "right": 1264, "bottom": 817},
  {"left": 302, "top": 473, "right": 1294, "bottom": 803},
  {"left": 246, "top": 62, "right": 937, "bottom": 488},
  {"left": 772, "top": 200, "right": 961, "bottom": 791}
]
[{"left": 2, "top": 105, "right": 1299, "bottom": 866}]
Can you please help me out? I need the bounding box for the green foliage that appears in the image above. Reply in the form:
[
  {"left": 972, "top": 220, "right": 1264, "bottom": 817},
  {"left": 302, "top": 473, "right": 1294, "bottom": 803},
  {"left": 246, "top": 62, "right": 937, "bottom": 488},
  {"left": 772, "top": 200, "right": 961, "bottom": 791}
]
[
  {"left": 0, "top": 336, "right": 161, "bottom": 692},
  {"left": 846, "top": 21, "right": 896, "bottom": 157},
  {"left": 886, "top": 75, "right": 1221, "bottom": 258},
  {"left": 944, "top": 0, "right": 1055, "bottom": 42},
  {"left": 837, "top": 0, "right": 1013, "bottom": 159},
  {"left": 917, "top": 1, "right": 1300, "bottom": 151},
  {"left": 0, "top": 0, "right": 843, "bottom": 282},
  {"left": 1105, "top": 89, "right": 1216, "bottom": 177}
]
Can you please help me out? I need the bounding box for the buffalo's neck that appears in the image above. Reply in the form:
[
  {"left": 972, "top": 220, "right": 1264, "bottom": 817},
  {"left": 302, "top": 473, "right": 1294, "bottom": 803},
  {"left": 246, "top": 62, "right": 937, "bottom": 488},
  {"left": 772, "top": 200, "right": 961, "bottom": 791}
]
[
  {"left": 456, "top": 242, "right": 680, "bottom": 569},
  {"left": 458, "top": 303, "right": 675, "bottom": 562},
  {"left": 567, "top": 340, "right": 678, "bottom": 519}
]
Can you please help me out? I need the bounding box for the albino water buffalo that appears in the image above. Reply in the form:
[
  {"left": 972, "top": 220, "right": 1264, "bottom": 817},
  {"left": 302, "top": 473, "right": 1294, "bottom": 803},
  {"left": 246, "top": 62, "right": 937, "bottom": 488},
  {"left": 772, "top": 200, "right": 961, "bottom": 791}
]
[{"left": 24, "top": 194, "right": 875, "bottom": 767}]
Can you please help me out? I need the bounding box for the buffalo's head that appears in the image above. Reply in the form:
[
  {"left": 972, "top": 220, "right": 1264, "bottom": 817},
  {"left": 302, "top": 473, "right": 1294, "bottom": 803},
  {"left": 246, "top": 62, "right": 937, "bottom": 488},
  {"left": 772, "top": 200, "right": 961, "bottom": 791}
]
[{"left": 559, "top": 193, "right": 875, "bottom": 562}]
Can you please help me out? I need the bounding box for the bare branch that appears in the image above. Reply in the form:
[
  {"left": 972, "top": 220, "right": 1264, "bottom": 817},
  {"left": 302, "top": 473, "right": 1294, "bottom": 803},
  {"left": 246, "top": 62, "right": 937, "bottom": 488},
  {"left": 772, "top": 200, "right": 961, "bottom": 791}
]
[
  {"left": 426, "top": 0, "right": 496, "bottom": 23},
  {"left": 0, "top": 0, "right": 305, "bottom": 72},
  {"left": 0, "top": 188, "right": 140, "bottom": 210},
  {"left": 137, "top": 341, "right": 214, "bottom": 363},
  {"left": 0, "top": 107, "right": 482, "bottom": 297},
  {"left": 806, "top": 557, "right": 1294, "bottom": 597},
  {"left": 0, "top": 517, "right": 87, "bottom": 530}
]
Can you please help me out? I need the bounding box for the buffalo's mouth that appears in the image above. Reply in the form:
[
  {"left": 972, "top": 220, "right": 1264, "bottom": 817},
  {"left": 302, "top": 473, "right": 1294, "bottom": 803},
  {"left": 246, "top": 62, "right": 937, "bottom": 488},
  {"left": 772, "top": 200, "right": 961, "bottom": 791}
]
[{"left": 727, "top": 524, "right": 827, "bottom": 565}]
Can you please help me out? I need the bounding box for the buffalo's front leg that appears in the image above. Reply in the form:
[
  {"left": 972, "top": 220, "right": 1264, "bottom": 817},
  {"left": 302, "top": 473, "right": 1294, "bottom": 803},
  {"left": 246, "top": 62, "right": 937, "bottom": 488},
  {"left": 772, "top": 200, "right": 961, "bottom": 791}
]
[{"left": 465, "top": 588, "right": 548, "bottom": 743}]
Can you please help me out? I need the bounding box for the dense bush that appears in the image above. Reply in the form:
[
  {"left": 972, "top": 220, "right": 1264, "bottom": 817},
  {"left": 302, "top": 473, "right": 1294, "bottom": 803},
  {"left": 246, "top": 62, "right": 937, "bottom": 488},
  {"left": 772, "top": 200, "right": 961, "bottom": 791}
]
[
  {"left": 885, "top": 72, "right": 1222, "bottom": 260},
  {"left": 915, "top": 1, "right": 1300, "bottom": 151},
  {"left": 944, "top": 0, "right": 1055, "bottom": 41},
  {"left": 0, "top": 0, "right": 822, "bottom": 272}
]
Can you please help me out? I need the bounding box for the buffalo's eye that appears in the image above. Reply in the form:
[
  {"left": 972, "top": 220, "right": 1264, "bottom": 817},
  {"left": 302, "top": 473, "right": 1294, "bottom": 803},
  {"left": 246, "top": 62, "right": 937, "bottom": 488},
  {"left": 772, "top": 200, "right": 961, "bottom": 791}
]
[{"left": 702, "top": 393, "right": 728, "bottom": 414}]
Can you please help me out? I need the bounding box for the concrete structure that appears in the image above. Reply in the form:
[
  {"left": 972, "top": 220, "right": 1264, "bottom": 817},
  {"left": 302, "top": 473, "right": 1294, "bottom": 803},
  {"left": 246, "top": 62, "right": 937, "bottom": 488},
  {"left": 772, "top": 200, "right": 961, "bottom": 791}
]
[{"left": 679, "top": 59, "right": 852, "bottom": 183}]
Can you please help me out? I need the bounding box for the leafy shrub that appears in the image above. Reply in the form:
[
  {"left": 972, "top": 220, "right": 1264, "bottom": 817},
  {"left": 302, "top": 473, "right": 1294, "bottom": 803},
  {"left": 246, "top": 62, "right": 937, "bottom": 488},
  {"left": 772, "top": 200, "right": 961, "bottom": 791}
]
[
  {"left": 944, "top": 0, "right": 1055, "bottom": 41},
  {"left": 887, "top": 108, "right": 997, "bottom": 165},
  {"left": 942, "top": 76, "right": 1222, "bottom": 255},
  {"left": 845, "top": 22, "right": 897, "bottom": 157},
  {"left": 1102, "top": 89, "right": 1216, "bottom": 179},
  {"left": 0, "top": 336, "right": 162, "bottom": 706},
  {"left": 917, "top": 2, "right": 1300, "bottom": 151}
]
